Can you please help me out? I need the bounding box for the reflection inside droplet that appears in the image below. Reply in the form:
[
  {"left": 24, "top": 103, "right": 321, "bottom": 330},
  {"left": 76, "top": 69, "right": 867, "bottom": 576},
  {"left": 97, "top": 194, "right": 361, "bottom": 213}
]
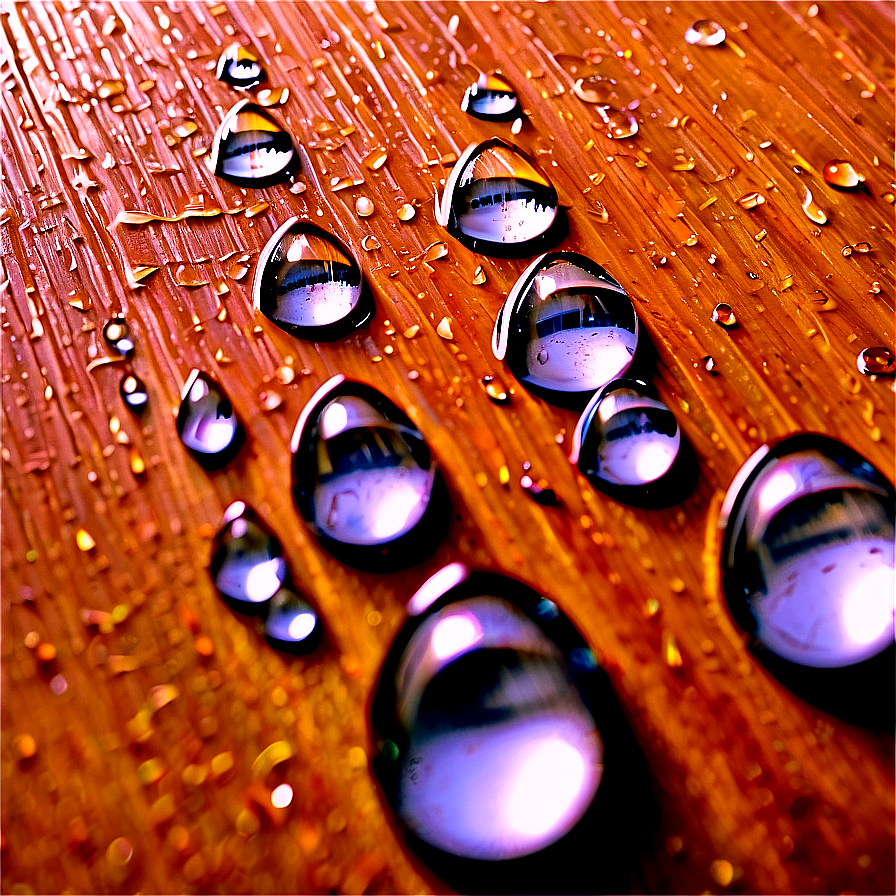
[
  {"left": 265, "top": 587, "right": 322, "bottom": 653},
  {"left": 217, "top": 43, "right": 265, "bottom": 90},
  {"left": 176, "top": 370, "right": 244, "bottom": 469},
  {"left": 685, "top": 19, "right": 726, "bottom": 46},
  {"left": 461, "top": 72, "right": 520, "bottom": 121}
]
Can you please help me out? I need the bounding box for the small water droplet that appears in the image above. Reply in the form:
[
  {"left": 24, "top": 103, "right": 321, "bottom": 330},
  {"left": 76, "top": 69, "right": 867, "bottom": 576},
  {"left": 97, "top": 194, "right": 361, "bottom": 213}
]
[
  {"left": 461, "top": 72, "right": 521, "bottom": 121},
  {"left": 481, "top": 375, "right": 510, "bottom": 404},
  {"left": 822, "top": 159, "right": 864, "bottom": 189},
  {"left": 361, "top": 234, "right": 381, "bottom": 251},
  {"left": 800, "top": 186, "right": 828, "bottom": 224},
  {"left": 265, "top": 586, "right": 323, "bottom": 653},
  {"left": 868, "top": 281, "right": 881, "bottom": 295},
  {"left": 364, "top": 147, "right": 389, "bottom": 170},
  {"left": 857, "top": 346, "right": 894, "bottom": 376},
  {"left": 403, "top": 324, "right": 420, "bottom": 338},
  {"left": 712, "top": 303, "right": 737, "bottom": 327},
  {"left": 520, "top": 474, "right": 559, "bottom": 505},
  {"left": 120, "top": 374, "right": 149, "bottom": 412},
  {"left": 97, "top": 79, "right": 126, "bottom": 99},
  {"left": 841, "top": 244, "right": 854, "bottom": 257},
  {"left": 355, "top": 196, "right": 375, "bottom": 217},
  {"left": 594, "top": 105, "right": 638, "bottom": 139},
  {"left": 685, "top": 20, "right": 726, "bottom": 46},
  {"left": 710, "top": 859, "right": 734, "bottom": 887},
  {"left": 257, "top": 86, "right": 289, "bottom": 107},
  {"left": 423, "top": 241, "right": 448, "bottom": 262},
  {"left": 76, "top": 529, "right": 96, "bottom": 551},
  {"left": 103, "top": 318, "right": 135, "bottom": 357},
  {"left": 853, "top": 241, "right": 872, "bottom": 253},
  {"left": 572, "top": 75, "right": 618, "bottom": 105},
  {"left": 472, "top": 265, "right": 487, "bottom": 285},
  {"left": 396, "top": 203, "right": 416, "bottom": 222},
  {"left": 663, "top": 630, "right": 683, "bottom": 667},
  {"left": 737, "top": 191, "right": 766, "bottom": 210},
  {"left": 217, "top": 43, "right": 265, "bottom": 90},
  {"left": 437, "top": 317, "right": 454, "bottom": 340},
  {"left": 176, "top": 370, "right": 244, "bottom": 469}
]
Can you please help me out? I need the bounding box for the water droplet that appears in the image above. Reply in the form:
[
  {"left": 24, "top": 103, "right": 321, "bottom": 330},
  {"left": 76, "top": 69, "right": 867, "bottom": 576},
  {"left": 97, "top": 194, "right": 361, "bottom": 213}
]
[
  {"left": 857, "top": 347, "right": 894, "bottom": 376},
  {"left": 594, "top": 105, "right": 638, "bottom": 140},
  {"left": 461, "top": 72, "right": 521, "bottom": 121},
  {"left": 103, "top": 318, "right": 135, "bottom": 357},
  {"left": 520, "top": 474, "right": 560, "bottom": 506},
  {"left": 355, "top": 196, "right": 375, "bottom": 217},
  {"left": 210, "top": 501, "right": 288, "bottom": 610},
  {"left": 710, "top": 859, "right": 735, "bottom": 887},
  {"left": 76, "top": 529, "right": 96, "bottom": 551},
  {"left": 291, "top": 377, "right": 449, "bottom": 570},
  {"left": 363, "top": 147, "right": 388, "bottom": 170},
  {"left": 253, "top": 217, "right": 372, "bottom": 340},
  {"left": 572, "top": 75, "right": 618, "bottom": 105},
  {"left": 120, "top": 374, "right": 148, "bottom": 412},
  {"left": 176, "top": 370, "right": 244, "bottom": 469},
  {"left": 800, "top": 186, "right": 828, "bottom": 224},
  {"left": 482, "top": 375, "right": 510, "bottom": 404},
  {"left": 265, "top": 586, "right": 323, "bottom": 654},
  {"left": 853, "top": 241, "right": 872, "bottom": 253},
  {"left": 371, "top": 566, "right": 652, "bottom": 890},
  {"left": 397, "top": 203, "right": 416, "bottom": 222},
  {"left": 493, "top": 252, "right": 638, "bottom": 402},
  {"left": 257, "top": 86, "right": 289, "bottom": 107},
  {"left": 737, "top": 192, "right": 766, "bottom": 210},
  {"left": 97, "top": 79, "right": 125, "bottom": 99},
  {"left": 685, "top": 20, "right": 726, "bottom": 46},
  {"left": 571, "top": 379, "right": 694, "bottom": 507},
  {"left": 712, "top": 303, "right": 737, "bottom": 327},
  {"left": 217, "top": 43, "right": 265, "bottom": 90},
  {"left": 437, "top": 317, "right": 454, "bottom": 340},
  {"left": 472, "top": 265, "right": 487, "bottom": 285},
  {"left": 439, "top": 138, "right": 565, "bottom": 258},
  {"left": 823, "top": 159, "right": 864, "bottom": 190},
  {"left": 210, "top": 100, "right": 298, "bottom": 188}
]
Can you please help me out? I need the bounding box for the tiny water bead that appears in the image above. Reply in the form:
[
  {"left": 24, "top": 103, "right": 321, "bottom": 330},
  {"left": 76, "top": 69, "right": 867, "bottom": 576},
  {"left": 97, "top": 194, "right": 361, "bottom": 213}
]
[
  {"left": 822, "top": 159, "right": 864, "bottom": 190},
  {"left": 253, "top": 218, "right": 373, "bottom": 340},
  {"left": 737, "top": 192, "right": 765, "bottom": 210},
  {"left": 857, "top": 346, "right": 895, "bottom": 376},
  {"left": 216, "top": 43, "right": 265, "bottom": 90},
  {"left": 712, "top": 303, "right": 737, "bottom": 327},
  {"left": 291, "top": 376, "right": 449, "bottom": 571},
  {"left": 264, "top": 586, "right": 323, "bottom": 654},
  {"left": 176, "top": 370, "right": 244, "bottom": 469},
  {"left": 437, "top": 138, "right": 566, "bottom": 258},
  {"left": 461, "top": 72, "right": 521, "bottom": 121},
  {"left": 684, "top": 20, "right": 726, "bottom": 46},
  {"left": 210, "top": 100, "right": 298, "bottom": 188},
  {"left": 119, "top": 373, "right": 148, "bottom": 411},
  {"left": 594, "top": 105, "right": 638, "bottom": 140},
  {"left": 570, "top": 379, "right": 694, "bottom": 507},
  {"left": 371, "top": 566, "right": 654, "bottom": 893},
  {"left": 493, "top": 252, "right": 638, "bottom": 404},
  {"left": 103, "top": 318, "right": 135, "bottom": 356}
]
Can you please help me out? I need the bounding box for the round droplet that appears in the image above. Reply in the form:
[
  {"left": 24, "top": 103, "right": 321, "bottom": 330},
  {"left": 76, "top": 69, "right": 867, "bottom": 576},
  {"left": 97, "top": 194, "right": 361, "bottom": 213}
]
[
  {"left": 355, "top": 196, "right": 375, "bottom": 217},
  {"left": 397, "top": 203, "right": 416, "bottom": 222},
  {"left": 823, "top": 159, "right": 864, "bottom": 190},
  {"left": 210, "top": 501, "right": 288, "bottom": 610},
  {"left": 253, "top": 218, "right": 372, "bottom": 340},
  {"left": 438, "top": 138, "right": 566, "bottom": 258},
  {"left": 571, "top": 379, "right": 694, "bottom": 507},
  {"left": 712, "top": 303, "right": 737, "bottom": 327},
  {"left": 684, "top": 20, "right": 726, "bottom": 46},
  {"left": 176, "top": 369, "right": 244, "bottom": 469},
  {"left": 461, "top": 72, "right": 521, "bottom": 121},
  {"left": 119, "top": 374, "right": 148, "bottom": 412},
  {"left": 291, "top": 376, "right": 449, "bottom": 570},
  {"left": 493, "top": 252, "right": 638, "bottom": 403},
  {"left": 572, "top": 75, "right": 618, "bottom": 105},
  {"left": 103, "top": 318, "right": 135, "bottom": 357},
  {"left": 595, "top": 105, "right": 638, "bottom": 140},
  {"left": 857, "top": 346, "right": 895, "bottom": 376},
  {"left": 210, "top": 100, "right": 299, "bottom": 188},
  {"left": 216, "top": 43, "right": 265, "bottom": 90},
  {"left": 264, "top": 586, "right": 323, "bottom": 654},
  {"left": 720, "top": 435, "right": 894, "bottom": 685},
  {"left": 371, "top": 566, "right": 653, "bottom": 892}
]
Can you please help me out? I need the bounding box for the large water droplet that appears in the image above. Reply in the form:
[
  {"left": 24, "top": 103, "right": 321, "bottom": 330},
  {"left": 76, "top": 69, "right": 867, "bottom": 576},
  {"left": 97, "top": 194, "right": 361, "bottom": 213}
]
[
  {"left": 822, "top": 159, "right": 864, "bottom": 190},
  {"left": 264, "top": 586, "right": 323, "bottom": 654},
  {"left": 371, "top": 566, "right": 654, "bottom": 892},
  {"left": 492, "top": 252, "right": 638, "bottom": 403},
  {"left": 857, "top": 346, "right": 895, "bottom": 376},
  {"left": 176, "top": 370, "right": 244, "bottom": 469},
  {"left": 720, "top": 435, "right": 895, "bottom": 722},
  {"left": 438, "top": 138, "right": 566, "bottom": 258},
  {"left": 571, "top": 379, "right": 695, "bottom": 506},
  {"left": 291, "top": 376, "right": 448, "bottom": 570},
  {"left": 216, "top": 43, "right": 265, "bottom": 90},
  {"left": 461, "top": 72, "right": 521, "bottom": 121},
  {"left": 210, "top": 501, "right": 288, "bottom": 610},
  {"left": 684, "top": 20, "right": 726, "bottom": 46},
  {"left": 253, "top": 218, "right": 373, "bottom": 340},
  {"left": 211, "top": 100, "right": 299, "bottom": 188}
]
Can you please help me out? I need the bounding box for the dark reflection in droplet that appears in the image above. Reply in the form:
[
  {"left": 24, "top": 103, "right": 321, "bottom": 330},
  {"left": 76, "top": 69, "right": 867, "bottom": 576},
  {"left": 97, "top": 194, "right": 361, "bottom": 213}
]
[
  {"left": 571, "top": 379, "right": 695, "bottom": 507},
  {"left": 217, "top": 43, "right": 265, "bottom": 90},
  {"left": 253, "top": 218, "right": 373, "bottom": 340},
  {"left": 371, "top": 565, "right": 655, "bottom": 893},
  {"left": 210, "top": 100, "right": 299, "bottom": 188},
  {"left": 264, "top": 586, "right": 323, "bottom": 654},
  {"left": 438, "top": 138, "right": 566, "bottom": 258},
  {"left": 103, "top": 318, "right": 135, "bottom": 357},
  {"left": 720, "top": 434, "right": 895, "bottom": 725},
  {"left": 120, "top": 373, "right": 148, "bottom": 412},
  {"left": 210, "top": 501, "right": 288, "bottom": 611},
  {"left": 176, "top": 369, "right": 244, "bottom": 469},
  {"left": 461, "top": 72, "right": 521, "bottom": 121},
  {"left": 291, "top": 376, "right": 449, "bottom": 571},
  {"left": 493, "top": 252, "right": 638, "bottom": 404}
]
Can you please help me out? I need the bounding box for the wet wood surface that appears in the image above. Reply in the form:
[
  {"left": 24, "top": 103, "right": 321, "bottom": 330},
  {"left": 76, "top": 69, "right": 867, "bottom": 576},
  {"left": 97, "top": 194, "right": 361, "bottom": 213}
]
[{"left": 1, "top": 1, "right": 894, "bottom": 893}]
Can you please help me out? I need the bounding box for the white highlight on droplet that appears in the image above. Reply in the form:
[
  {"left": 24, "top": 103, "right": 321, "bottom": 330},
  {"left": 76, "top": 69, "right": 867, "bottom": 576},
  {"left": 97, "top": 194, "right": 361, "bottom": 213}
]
[
  {"left": 431, "top": 613, "right": 483, "bottom": 660},
  {"left": 271, "top": 783, "right": 293, "bottom": 808},
  {"left": 842, "top": 565, "right": 895, "bottom": 646}
]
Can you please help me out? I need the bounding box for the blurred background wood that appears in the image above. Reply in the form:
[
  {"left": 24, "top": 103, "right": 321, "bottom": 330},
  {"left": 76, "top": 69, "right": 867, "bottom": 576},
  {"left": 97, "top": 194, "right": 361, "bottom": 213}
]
[{"left": 1, "top": 1, "right": 893, "bottom": 893}]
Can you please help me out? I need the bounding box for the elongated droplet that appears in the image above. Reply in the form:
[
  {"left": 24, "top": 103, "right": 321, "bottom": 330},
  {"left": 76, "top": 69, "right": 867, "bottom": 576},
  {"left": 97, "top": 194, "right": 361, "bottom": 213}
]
[
  {"left": 217, "top": 43, "right": 265, "bottom": 90},
  {"left": 210, "top": 502, "right": 287, "bottom": 610},
  {"left": 737, "top": 192, "right": 765, "bottom": 210},
  {"left": 120, "top": 373, "right": 148, "bottom": 411},
  {"left": 823, "top": 159, "right": 864, "bottom": 190},
  {"left": 211, "top": 100, "right": 298, "bottom": 188},
  {"left": 461, "top": 72, "right": 521, "bottom": 121},
  {"left": 253, "top": 218, "right": 372, "bottom": 340},
  {"left": 103, "top": 318, "right": 135, "bottom": 356},
  {"left": 595, "top": 105, "right": 638, "bottom": 140},
  {"left": 800, "top": 186, "right": 828, "bottom": 224},
  {"left": 176, "top": 370, "right": 244, "bottom": 469},
  {"left": 493, "top": 252, "right": 638, "bottom": 401},
  {"left": 291, "top": 376, "right": 448, "bottom": 570},
  {"left": 439, "top": 138, "right": 565, "bottom": 258},
  {"left": 685, "top": 20, "right": 726, "bottom": 46},
  {"left": 857, "top": 346, "right": 895, "bottom": 376},
  {"left": 571, "top": 379, "right": 693, "bottom": 507},
  {"left": 712, "top": 303, "right": 737, "bottom": 327},
  {"left": 264, "top": 586, "right": 323, "bottom": 653}
]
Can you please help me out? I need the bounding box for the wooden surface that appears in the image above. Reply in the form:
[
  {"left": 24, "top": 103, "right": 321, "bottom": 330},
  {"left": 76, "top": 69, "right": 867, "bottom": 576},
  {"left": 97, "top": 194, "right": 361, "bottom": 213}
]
[{"left": 2, "top": 1, "right": 894, "bottom": 893}]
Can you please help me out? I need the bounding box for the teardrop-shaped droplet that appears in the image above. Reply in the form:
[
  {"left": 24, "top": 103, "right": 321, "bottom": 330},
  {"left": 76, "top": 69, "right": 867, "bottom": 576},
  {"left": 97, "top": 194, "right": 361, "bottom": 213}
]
[
  {"left": 857, "top": 346, "right": 895, "bottom": 376},
  {"left": 291, "top": 376, "right": 449, "bottom": 570},
  {"left": 720, "top": 435, "right": 894, "bottom": 716},
  {"left": 264, "top": 586, "right": 323, "bottom": 654},
  {"left": 438, "top": 138, "right": 566, "bottom": 258},
  {"left": 253, "top": 218, "right": 372, "bottom": 340},
  {"left": 216, "top": 43, "right": 265, "bottom": 90},
  {"left": 210, "top": 501, "right": 288, "bottom": 610},
  {"left": 461, "top": 72, "right": 521, "bottom": 121},
  {"left": 800, "top": 186, "right": 828, "bottom": 224},
  {"left": 176, "top": 370, "right": 244, "bottom": 469},
  {"left": 211, "top": 100, "right": 299, "bottom": 188},
  {"left": 103, "top": 318, "right": 135, "bottom": 357},
  {"left": 684, "top": 19, "right": 726, "bottom": 46},
  {"left": 595, "top": 105, "right": 638, "bottom": 140},
  {"left": 371, "top": 565, "right": 654, "bottom": 892},
  {"left": 120, "top": 373, "right": 148, "bottom": 411},
  {"left": 571, "top": 379, "right": 694, "bottom": 506},
  {"left": 493, "top": 252, "right": 638, "bottom": 403},
  {"left": 822, "top": 159, "right": 864, "bottom": 190}
]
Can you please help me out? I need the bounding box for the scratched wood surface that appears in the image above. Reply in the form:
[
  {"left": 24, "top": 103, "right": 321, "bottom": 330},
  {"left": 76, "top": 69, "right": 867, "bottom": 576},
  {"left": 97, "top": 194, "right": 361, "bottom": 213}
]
[{"left": 1, "top": 1, "right": 894, "bottom": 894}]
